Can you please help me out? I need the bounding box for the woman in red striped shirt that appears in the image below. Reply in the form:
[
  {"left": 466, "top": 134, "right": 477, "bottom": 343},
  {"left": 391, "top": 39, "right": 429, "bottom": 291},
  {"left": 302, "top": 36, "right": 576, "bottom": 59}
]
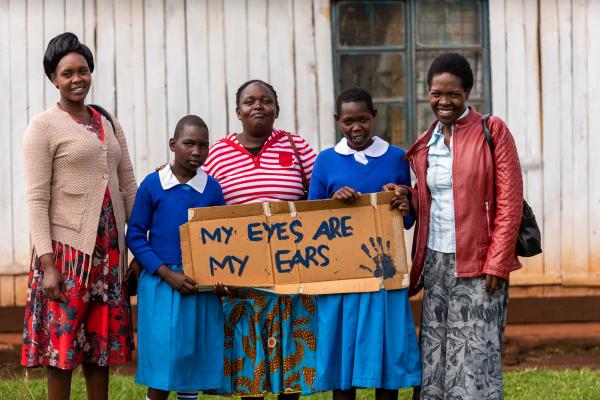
[{"left": 203, "top": 80, "right": 317, "bottom": 398}]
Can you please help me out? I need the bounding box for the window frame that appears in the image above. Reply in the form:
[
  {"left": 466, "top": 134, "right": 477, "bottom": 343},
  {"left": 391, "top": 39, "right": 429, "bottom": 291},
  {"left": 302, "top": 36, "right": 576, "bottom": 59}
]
[{"left": 331, "top": 0, "right": 492, "bottom": 146}]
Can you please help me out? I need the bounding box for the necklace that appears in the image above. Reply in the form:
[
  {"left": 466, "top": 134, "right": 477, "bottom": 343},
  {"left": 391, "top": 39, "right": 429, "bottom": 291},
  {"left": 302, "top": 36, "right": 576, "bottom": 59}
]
[{"left": 59, "top": 103, "right": 102, "bottom": 139}]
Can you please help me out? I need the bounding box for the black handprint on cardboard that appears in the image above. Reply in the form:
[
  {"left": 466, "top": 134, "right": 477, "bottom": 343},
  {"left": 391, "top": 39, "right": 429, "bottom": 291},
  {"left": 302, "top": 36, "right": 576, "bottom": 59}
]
[{"left": 359, "top": 237, "right": 397, "bottom": 279}]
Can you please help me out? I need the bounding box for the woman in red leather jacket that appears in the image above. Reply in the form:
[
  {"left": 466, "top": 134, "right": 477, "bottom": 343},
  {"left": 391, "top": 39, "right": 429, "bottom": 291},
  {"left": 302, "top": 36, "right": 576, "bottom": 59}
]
[{"left": 386, "top": 53, "right": 523, "bottom": 400}]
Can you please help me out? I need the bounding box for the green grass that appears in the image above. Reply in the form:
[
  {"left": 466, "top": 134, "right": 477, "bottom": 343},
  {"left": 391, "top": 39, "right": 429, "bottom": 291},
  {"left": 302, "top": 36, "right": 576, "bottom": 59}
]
[
  {"left": 504, "top": 369, "right": 600, "bottom": 399},
  {"left": 0, "top": 369, "right": 599, "bottom": 400}
]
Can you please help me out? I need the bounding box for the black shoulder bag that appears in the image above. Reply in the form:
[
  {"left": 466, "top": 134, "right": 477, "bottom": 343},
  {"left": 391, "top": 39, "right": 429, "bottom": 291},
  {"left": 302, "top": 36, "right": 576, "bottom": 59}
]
[
  {"left": 89, "top": 104, "right": 114, "bottom": 129},
  {"left": 89, "top": 104, "right": 141, "bottom": 295},
  {"left": 482, "top": 114, "right": 542, "bottom": 257}
]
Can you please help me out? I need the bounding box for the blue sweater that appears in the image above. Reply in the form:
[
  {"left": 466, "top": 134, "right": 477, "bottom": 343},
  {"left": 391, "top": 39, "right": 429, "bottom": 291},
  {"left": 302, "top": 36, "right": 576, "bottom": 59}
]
[
  {"left": 126, "top": 171, "right": 225, "bottom": 273},
  {"left": 308, "top": 145, "right": 414, "bottom": 227}
]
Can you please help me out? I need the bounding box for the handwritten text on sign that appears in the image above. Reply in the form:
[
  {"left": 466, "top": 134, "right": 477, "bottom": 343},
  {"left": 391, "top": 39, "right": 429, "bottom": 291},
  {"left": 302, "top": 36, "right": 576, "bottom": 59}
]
[
  {"left": 200, "top": 216, "right": 354, "bottom": 276},
  {"left": 180, "top": 193, "right": 408, "bottom": 294}
]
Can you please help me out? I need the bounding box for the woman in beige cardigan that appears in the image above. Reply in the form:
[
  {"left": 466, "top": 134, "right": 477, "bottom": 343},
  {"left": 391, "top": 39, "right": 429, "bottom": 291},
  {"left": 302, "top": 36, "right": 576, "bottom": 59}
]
[{"left": 21, "top": 32, "right": 137, "bottom": 400}]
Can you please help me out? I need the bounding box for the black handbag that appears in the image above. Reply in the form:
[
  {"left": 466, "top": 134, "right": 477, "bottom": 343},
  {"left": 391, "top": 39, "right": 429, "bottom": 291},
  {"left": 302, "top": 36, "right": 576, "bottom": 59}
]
[{"left": 482, "top": 114, "right": 542, "bottom": 257}]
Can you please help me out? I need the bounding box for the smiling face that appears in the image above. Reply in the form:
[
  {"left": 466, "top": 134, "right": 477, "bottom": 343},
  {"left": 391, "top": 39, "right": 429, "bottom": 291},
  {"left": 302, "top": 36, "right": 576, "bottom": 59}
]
[
  {"left": 428, "top": 72, "right": 470, "bottom": 127},
  {"left": 51, "top": 52, "right": 92, "bottom": 104},
  {"left": 169, "top": 124, "right": 210, "bottom": 174},
  {"left": 336, "top": 101, "right": 377, "bottom": 151},
  {"left": 236, "top": 82, "right": 279, "bottom": 135}
]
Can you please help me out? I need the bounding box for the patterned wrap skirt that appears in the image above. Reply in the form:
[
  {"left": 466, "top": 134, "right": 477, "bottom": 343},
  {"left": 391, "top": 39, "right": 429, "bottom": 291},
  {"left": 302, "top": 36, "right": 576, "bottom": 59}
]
[
  {"left": 220, "top": 289, "right": 317, "bottom": 395},
  {"left": 419, "top": 248, "right": 508, "bottom": 400},
  {"left": 21, "top": 188, "right": 134, "bottom": 370}
]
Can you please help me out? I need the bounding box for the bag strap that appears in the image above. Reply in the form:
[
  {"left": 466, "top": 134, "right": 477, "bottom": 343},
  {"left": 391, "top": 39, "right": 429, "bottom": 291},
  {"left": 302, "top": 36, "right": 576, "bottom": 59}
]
[
  {"left": 482, "top": 114, "right": 498, "bottom": 197},
  {"left": 284, "top": 131, "right": 309, "bottom": 193},
  {"left": 88, "top": 104, "right": 116, "bottom": 133},
  {"left": 482, "top": 113, "right": 494, "bottom": 153}
]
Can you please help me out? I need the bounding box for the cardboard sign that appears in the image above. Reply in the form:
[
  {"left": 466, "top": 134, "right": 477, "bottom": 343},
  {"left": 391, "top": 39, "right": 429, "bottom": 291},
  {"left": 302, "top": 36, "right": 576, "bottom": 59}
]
[{"left": 180, "top": 192, "right": 408, "bottom": 294}]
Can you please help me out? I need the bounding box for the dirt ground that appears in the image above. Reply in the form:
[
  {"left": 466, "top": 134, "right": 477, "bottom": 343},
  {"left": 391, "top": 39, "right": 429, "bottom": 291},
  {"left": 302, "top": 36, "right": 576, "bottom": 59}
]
[
  {"left": 1, "top": 323, "right": 600, "bottom": 380},
  {"left": 502, "top": 323, "right": 600, "bottom": 371}
]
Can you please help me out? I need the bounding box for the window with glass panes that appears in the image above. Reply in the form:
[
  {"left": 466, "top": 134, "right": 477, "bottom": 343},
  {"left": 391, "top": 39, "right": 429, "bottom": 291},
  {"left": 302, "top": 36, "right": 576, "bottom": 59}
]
[{"left": 332, "top": 0, "right": 490, "bottom": 148}]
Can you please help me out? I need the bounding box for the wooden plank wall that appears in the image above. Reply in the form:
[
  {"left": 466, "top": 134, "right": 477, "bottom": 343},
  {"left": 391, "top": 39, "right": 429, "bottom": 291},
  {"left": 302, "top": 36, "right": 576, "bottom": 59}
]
[
  {"left": 2, "top": 0, "right": 600, "bottom": 305},
  {"left": 489, "top": 0, "right": 600, "bottom": 295},
  {"left": 0, "top": 0, "right": 336, "bottom": 307}
]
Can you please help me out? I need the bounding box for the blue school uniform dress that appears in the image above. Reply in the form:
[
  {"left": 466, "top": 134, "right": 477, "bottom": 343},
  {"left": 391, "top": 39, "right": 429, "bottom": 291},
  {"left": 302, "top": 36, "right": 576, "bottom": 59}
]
[
  {"left": 126, "top": 166, "right": 225, "bottom": 391},
  {"left": 308, "top": 137, "right": 421, "bottom": 390}
]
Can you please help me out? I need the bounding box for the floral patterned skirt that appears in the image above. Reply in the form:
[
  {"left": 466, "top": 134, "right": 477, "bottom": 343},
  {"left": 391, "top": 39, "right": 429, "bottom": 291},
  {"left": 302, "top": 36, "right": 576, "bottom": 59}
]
[
  {"left": 419, "top": 249, "right": 508, "bottom": 400},
  {"left": 220, "top": 289, "right": 317, "bottom": 396},
  {"left": 21, "top": 188, "right": 134, "bottom": 370}
]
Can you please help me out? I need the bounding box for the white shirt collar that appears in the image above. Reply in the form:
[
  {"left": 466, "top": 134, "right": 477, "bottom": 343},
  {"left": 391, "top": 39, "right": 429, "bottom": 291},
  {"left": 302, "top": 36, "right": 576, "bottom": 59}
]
[
  {"left": 158, "top": 164, "right": 208, "bottom": 193},
  {"left": 334, "top": 136, "right": 389, "bottom": 165},
  {"left": 427, "top": 107, "right": 470, "bottom": 147}
]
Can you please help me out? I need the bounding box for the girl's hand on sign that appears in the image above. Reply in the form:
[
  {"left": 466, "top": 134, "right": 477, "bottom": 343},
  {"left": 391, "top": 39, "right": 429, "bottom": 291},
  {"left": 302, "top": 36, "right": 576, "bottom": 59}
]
[
  {"left": 332, "top": 186, "right": 361, "bottom": 204},
  {"left": 214, "top": 281, "right": 237, "bottom": 298},
  {"left": 157, "top": 265, "right": 198, "bottom": 295},
  {"left": 383, "top": 183, "right": 410, "bottom": 216}
]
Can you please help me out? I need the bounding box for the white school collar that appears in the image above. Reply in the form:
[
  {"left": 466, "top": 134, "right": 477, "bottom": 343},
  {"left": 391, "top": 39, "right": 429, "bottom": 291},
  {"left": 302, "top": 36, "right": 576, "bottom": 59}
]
[
  {"left": 334, "top": 136, "right": 389, "bottom": 165},
  {"left": 158, "top": 164, "right": 208, "bottom": 193}
]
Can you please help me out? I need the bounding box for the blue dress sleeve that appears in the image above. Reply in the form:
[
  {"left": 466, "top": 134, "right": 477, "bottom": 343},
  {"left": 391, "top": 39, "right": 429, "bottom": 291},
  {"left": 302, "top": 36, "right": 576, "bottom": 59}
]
[
  {"left": 211, "top": 178, "right": 226, "bottom": 206},
  {"left": 125, "top": 177, "right": 165, "bottom": 274},
  {"left": 307, "top": 153, "right": 330, "bottom": 200}
]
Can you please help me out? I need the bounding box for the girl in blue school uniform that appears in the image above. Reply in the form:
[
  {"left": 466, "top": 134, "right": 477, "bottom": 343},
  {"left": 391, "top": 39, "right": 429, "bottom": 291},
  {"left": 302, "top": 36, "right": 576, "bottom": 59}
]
[
  {"left": 126, "top": 115, "right": 225, "bottom": 400},
  {"left": 308, "top": 88, "right": 421, "bottom": 400}
]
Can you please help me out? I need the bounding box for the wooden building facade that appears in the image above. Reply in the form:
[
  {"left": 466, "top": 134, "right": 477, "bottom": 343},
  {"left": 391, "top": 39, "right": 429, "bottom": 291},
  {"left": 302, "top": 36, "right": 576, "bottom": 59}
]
[{"left": 0, "top": 0, "right": 599, "bottom": 306}]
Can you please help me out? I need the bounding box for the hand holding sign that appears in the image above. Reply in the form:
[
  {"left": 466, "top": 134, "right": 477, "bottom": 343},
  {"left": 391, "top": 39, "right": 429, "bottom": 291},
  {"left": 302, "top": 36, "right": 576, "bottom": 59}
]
[
  {"left": 214, "top": 281, "right": 237, "bottom": 297},
  {"left": 383, "top": 183, "right": 410, "bottom": 216},
  {"left": 331, "top": 186, "right": 362, "bottom": 204}
]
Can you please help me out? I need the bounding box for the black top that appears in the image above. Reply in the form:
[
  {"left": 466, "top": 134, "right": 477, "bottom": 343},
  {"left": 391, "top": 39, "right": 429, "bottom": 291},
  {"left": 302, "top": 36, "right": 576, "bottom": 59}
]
[{"left": 245, "top": 145, "right": 263, "bottom": 156}]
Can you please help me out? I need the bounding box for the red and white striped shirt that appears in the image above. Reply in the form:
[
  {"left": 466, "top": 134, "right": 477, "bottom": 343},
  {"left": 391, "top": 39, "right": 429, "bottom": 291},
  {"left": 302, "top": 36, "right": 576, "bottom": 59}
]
[{"left": 202, "top": 130, "right": 317, "bottom": 205}]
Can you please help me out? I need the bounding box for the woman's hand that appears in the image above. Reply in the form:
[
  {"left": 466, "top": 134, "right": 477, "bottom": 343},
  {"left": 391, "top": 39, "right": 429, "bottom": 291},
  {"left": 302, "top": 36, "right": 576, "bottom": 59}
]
[
  {"left": 485, "top": 274, "right": 506, "bottom": 294},
  {"left": 332, "top": 186, "right": 361, "bottom": 204},
  {"left": 40, "top": 254, "right": 65, "bottom": 302},
  {"left": 383, "top": 183, "right": 410, "bottom": 215},
  {"left": 214, "top": 281, "right": 237, "bottom": 297},
  {"left": 156, "top": 265, "right": 198, "bottom": 295}
]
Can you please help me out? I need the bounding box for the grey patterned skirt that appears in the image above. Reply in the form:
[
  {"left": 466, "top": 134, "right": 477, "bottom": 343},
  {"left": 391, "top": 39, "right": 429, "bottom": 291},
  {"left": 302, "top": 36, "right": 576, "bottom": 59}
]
[{"left": 419, "top": 249, "right": 508, "bottom": 400}]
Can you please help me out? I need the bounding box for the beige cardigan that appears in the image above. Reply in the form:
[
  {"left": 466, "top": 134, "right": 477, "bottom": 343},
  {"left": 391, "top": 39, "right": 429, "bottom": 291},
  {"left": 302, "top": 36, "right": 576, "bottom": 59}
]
[{"left": 23, "top": 104, "right": 137, "bottom": 281}]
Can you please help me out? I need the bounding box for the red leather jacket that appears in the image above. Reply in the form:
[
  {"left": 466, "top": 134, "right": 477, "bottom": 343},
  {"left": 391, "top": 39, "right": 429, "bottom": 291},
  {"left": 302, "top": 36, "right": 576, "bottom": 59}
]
[{"left": 404, "top": 108, "right": 523, "bottom": 296}]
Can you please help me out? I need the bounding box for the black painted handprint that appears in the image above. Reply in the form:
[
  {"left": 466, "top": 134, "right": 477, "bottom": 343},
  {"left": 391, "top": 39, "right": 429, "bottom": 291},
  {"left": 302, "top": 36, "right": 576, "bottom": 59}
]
[{"left": 359, "top": 237, "right": 397, "bottom": 279}]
